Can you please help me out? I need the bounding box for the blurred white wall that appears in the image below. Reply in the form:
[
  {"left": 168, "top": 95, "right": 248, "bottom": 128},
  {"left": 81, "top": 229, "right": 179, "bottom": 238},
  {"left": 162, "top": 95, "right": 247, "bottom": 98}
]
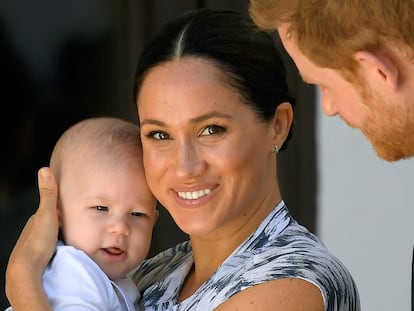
[{"left": 315, "top": 90, "right": 414, "bottom": 311}]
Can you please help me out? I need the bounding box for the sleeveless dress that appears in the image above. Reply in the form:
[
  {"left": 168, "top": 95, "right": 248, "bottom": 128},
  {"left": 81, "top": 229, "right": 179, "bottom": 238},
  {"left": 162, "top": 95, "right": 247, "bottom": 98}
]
[{"left": 131, "top": 201, "right": 360, "bottom": 311}]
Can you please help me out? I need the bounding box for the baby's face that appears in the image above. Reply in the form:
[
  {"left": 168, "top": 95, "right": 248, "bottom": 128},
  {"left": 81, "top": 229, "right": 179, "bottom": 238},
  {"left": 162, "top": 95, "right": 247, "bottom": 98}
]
[{"left": 58, "top": 156, "right": 157, "bottom": 280}]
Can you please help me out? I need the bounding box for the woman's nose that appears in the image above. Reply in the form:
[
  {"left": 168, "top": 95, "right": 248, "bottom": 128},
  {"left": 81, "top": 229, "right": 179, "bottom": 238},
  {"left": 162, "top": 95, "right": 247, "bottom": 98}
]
[{"left": 175, "top": 141, "right": 206, "bottom": 178}]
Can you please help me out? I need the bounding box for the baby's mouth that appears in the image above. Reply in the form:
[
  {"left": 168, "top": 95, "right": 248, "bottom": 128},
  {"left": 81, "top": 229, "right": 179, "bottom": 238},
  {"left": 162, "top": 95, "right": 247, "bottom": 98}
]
[{"left": 103, "top": 247, "right": 124, "bottom": 255}]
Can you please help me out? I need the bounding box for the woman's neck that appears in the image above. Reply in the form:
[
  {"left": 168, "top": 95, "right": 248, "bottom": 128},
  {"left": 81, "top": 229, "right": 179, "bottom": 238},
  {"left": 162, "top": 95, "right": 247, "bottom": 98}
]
[{"left": 178, "top": 196, "right": 282, "bottom": 302}]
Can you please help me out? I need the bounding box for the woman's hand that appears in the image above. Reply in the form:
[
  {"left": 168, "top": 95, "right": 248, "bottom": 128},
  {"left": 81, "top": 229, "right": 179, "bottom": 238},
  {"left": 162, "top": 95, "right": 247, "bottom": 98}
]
[{"left": 5, "top": 167, "right": 58, "bottom": 311}]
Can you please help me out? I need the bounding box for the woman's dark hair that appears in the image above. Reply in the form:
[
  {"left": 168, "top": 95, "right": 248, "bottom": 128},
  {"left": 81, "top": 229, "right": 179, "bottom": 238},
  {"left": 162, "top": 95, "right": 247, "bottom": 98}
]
[{"left": 133, "top": 8, "right": 295, "bottom": 150}]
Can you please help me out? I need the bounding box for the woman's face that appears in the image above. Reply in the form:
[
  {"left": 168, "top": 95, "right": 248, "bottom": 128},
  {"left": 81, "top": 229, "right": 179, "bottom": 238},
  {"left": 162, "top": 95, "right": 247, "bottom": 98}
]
[{"left": 137, "top": 57, "right": 280, "bottom": 237}]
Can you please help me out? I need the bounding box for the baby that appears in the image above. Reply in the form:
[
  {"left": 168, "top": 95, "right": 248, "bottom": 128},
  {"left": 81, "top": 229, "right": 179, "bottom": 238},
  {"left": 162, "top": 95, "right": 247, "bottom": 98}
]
[{"left": 7, "top": 117, "right": 158, "bottom": 310}]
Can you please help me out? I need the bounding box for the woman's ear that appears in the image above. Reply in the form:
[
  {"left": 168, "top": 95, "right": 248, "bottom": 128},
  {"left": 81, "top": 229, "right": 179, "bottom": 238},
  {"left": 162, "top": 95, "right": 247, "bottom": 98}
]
[
  {"left": 354, "top": 50, "right": 399, "bottom": 92},
  {"left": 272, "top": 102, "right": 294, "bottom": 149}
]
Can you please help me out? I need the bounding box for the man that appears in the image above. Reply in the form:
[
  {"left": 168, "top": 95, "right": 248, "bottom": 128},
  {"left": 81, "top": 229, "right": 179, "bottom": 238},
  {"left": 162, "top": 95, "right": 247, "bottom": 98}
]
[
  {"left": 249, "top": 1, "right": 414, "bottom": 310},
  {"left": 249, "top": 0, "right": 414, "bottom": 162}
]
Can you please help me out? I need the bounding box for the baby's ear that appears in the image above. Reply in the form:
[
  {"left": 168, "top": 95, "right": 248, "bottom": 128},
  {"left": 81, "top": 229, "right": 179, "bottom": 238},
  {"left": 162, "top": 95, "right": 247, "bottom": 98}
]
[
  {"left": 154, "top": 209, "right": 160, "bottom": 224},
  {"left": 354, "top": 50, "right": 399, "bottom": 92},
  {"left": 56, "top": 198, "right": 62, "bottom": 226},
  {"left": 56, "top": 200, "right": 65, "bottom": 241}
]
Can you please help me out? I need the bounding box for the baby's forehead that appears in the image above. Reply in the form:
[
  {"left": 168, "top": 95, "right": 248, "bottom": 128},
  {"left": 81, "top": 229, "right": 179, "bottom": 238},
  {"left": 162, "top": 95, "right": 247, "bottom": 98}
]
[{"left": 51, "top": 118, "right": 142, "bottom": 176}]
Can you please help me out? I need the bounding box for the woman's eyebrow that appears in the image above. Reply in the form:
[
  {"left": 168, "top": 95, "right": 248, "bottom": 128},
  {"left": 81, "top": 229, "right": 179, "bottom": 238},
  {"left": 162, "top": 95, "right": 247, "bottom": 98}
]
[
  {"left": 140, "top": 119, "right": 165, "bottom": 127},
  {"left": 189, "top": 111, "right": 234, "bottom": 124},
  {"left": 140, "top": 111, "right": 234, "bottom": 127}
]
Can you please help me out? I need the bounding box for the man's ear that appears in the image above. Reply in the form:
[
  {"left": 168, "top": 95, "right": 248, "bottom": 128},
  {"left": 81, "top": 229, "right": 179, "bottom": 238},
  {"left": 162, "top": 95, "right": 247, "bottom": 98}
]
[
  {"left": 272, "top": 102, "right": 294, "bottom": 149},
  {"left": 354, "top": 50, "right": 399, "bottom": 92}
]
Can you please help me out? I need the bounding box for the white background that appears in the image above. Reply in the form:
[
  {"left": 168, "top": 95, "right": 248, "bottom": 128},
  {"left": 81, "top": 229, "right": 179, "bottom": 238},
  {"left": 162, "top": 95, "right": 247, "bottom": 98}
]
[{"left": 315, "top": 90, "right": 414, "bottom": 311}]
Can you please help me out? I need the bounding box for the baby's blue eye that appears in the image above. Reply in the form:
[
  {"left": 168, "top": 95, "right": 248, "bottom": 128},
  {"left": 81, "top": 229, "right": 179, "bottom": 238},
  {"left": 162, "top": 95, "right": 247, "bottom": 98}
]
[
  {"left": 131, "top": 211, "right": 146, "bottom": 217},
  {"left": 95, "top": 206, "right": 108, "bottom": 212}
]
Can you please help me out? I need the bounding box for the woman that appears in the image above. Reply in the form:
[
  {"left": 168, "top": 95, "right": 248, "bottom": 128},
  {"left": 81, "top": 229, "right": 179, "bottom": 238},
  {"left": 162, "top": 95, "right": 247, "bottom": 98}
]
[{"left": 6, "top": 8, "right": 359, "bottom": 311}]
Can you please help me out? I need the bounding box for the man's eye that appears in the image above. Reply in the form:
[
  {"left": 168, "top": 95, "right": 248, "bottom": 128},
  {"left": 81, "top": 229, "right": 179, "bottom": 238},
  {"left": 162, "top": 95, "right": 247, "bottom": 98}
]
[
  {"left": 200, "top": 125, "right": 226, "bottom": 136},
  {"left": 95, "top": 206, "right": 108, "bottom": 212},
  {"left": 131, "top": 211, "right": 146, "bottom": 217},
  {"left": 148, "top": 131, "right": 170, "bottom": 140}
]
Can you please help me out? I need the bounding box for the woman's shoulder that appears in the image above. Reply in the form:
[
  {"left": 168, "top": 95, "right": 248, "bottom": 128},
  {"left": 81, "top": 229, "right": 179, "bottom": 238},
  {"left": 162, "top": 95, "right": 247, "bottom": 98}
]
[
  {"left": 239, "top": 220, "right": 360, "bottom": 309},
  {"left": 211, "top": 215, "right": 360, "bottom": 310}
]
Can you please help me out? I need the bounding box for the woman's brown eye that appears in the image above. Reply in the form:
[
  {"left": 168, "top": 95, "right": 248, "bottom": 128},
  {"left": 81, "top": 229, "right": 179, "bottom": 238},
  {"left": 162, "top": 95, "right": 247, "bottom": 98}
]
[
  {"left": 148, "top": 131, "right": 169, "bottom": 140},
  {"left": 201, "top": 125, "right": 225, "bottom": 136}
]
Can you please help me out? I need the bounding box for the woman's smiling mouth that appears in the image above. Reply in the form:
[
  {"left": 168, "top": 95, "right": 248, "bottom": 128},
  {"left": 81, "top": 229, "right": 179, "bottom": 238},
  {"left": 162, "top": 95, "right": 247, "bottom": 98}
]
[{"left": 177, "top": 189, "right": 212, "bottom": 200}]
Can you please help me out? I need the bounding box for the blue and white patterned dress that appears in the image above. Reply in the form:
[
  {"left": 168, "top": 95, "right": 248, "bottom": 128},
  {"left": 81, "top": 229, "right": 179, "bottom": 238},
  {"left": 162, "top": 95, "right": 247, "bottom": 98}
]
[{"left": 131, "top": 201, "right": 360, "bottom": 311}]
